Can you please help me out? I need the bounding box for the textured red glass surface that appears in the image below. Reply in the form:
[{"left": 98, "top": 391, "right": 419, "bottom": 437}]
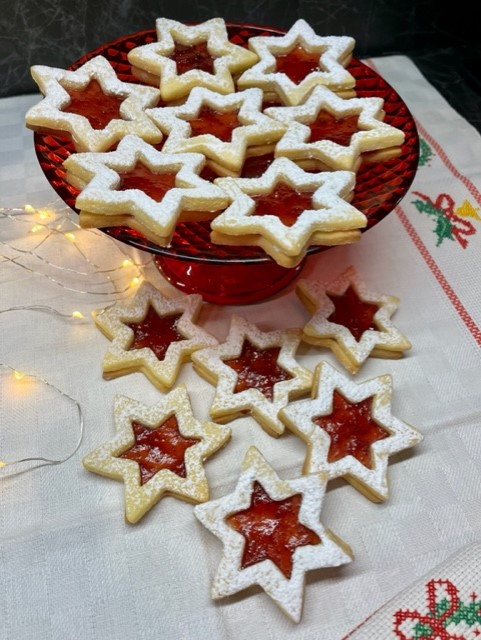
[
  {"left": 119, "top": 416, "right": 200, "bottom": 484},
  {"left": 126, "top": 306, "right": 184, "bottom": 360},
  {"left": 313, "top": 391, "right": 388, "bottom": 468},
  {"left": 226, "top": 480, "right": 321, "bottom": 578},
  {"left": 33, "top": 23, "right": 419, "bottom": 304},
  {"left": 327, "top": 285, "right": 379, "bottom": 341},
  {"left": 224, "top": 339, "right": 292, "bottom": 400}
]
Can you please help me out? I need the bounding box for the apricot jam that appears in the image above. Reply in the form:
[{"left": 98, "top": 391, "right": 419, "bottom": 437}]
[
  {"left": 327, "top": 285, "right": 379, "bottom": 341},
  {"left": 126, "top": 307, "right": 184, "bottom": 360},
  {"left": 224, "top": 339, "right": 292, "bottom": 401},
  {"left": 226, "top": 481, "right": 321, "bottom": 578},
  {"left": 188, "top": 105, "right": 240, "bottom": 142},
  {"left": 63, "top": 79, "right": 123, "bottom": 129},
  {"left": 170, "top": 41, "right": 215, "bottom": 75},
  {"left": 313, "top": 390, "right": 388, "bottom": 468},
  {"left": 275, "top": 45, "right": 326, "bottom": 84},
  {"left": 119, "top": 416, "right": 200, "bottom": 484},
  {"left": 118, "top": 162, "right": 177, "bottom": 201},
  {"left": 309, "top": 110, "right": 359, "bottom": 146},
  {"left": 252, "top": 182, "right": 314, "bottom": 226}
]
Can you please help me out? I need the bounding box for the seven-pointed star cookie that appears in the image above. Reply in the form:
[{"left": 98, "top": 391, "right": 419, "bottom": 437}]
[
  {"left": 190, "top": 315, "right": 313, "bottom": 437},
  {"left": 82, "top": 386, "right": 231, "bottom": 523},
  {"left": 279, "top": 361, "right": 423, "bottom": 502},
  {"left": 297, "top": 266, "right": 412, "bottom": 374},
  {"left": 210, "top": 157, "right": 367, "bottom": 266},
  {"left": 265, "top": 85, "right": 405, "bottom": 172},
  {"left": 93, "top": 281, "right": 218, "bottom": 390},
  {"left": 63, "top": 134, "right": 229, "bottom": 242},
  {"left": 146, "top": 87, "right": 286, "bottom": 174},
  {"left": 25, "top": 55, "right": 162, "bottom": 152},
  {"left": 127, "top": 17, "right": 258, "bottom": 101},
  {"left": 237, "top": 19, "right": 356, "bottom": 105},
  {"left": 193, "top": 446, "right": 353, "bottom": 622}
]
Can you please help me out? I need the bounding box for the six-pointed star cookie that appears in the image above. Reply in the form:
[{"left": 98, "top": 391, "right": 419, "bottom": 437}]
[
  {"left": 194, "top": 446, "right": 353, "bottom": 622},
  {"left": 128, "top": 17, "right": 258, "bottom": 101},
  {"left": 146, "top": 87, "right": 286, "bottom": 174},
  {"left": 25, "top": 55, "right": 162, "bottom": 152},
  {"left": 210, "top": 158, "right": 367, "bottom": 266},
  {"left": 93, "top": 281, "right": 218, "bottom": 390},
  {"left": 265, "top": 85, "right": 405, "bottom": 172},
  {"left": 191, "top": 315, "right": 313, "bottom": 437},
  {"left": 63, "top": 134, "right": 229, "bottom": 242},
  {"left": 82, "top": 386, "right": 231, "bottom": 523},
  {"left": 237, "top": 19, "right": 356, "bottom": 105},
  {"left": 297, "top": 266, "right": 412, "bottom": 374},
  {"left": 279, "top": 361, "right": 423, "bottom": 502}
]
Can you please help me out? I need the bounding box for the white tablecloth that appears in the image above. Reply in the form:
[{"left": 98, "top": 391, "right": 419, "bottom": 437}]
[{"left": 1, "top": 55, "right": 481, "bottom": 639}]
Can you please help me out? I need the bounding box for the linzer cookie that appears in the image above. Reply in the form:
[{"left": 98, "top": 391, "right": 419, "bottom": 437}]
[
  {"left": 265, "top": 85, "right": 406, "bottom": 172},
  {"left": 93, "top": 281, "right": 218, "bottom": 390},
  {"left": 279, "top": 361, "right": 423, "bottom": 502},
  {"left": 210, "top": 158, "right": 367, "bottom": 267},
  {"left": 63, "top": 134, "right": 229, "bottom": 244},
  {"left": 25, "top": 56, "right": 162, "bottom": 152},
  {"left": 128, "top": 17, "right": 258, "bottom": 101},
  {"left": 82, "top": 387, "right": 231, "bottom": 523},
  {"left": 190, "top": 315, "right": 313, "bottom": 437},
  {"left": 297, "top": 266, "right": 412, "bottom": 373},
  {"left": 237, "top": 19, "right": 356, "bottom": 105},
  {"left": 194, "top": 446, "right": 353, "bottom": 622},
  {"left": 146, "top": 86, "right": 286, "bottom": 176}
]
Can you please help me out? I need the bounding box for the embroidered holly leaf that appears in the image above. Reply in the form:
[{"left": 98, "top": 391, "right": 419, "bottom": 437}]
[{"left": 412, "top": 198, "right": 455, "bottom": 245}]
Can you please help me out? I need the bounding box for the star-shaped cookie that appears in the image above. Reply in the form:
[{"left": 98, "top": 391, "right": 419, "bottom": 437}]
[
  {"left": 93, "top": 281, "right": 218, "bottom": 390},
  {"left": 194, "top": 446, "right": 353, "bottom": 622},
  {"left": 82, "top": 386, "right": 231, "bottom": 523},
  {"left": 237, "top": 19, "right": 356, "bottom": 105},
  {"left": 63, "top": 134, "right": 229, "bottom": 243},
  {"left": 210, "top": 158, "right": 367, "bottom": 267},
  {"left": 279, "top": 361, "right": 423, "bottom": 502},
  {"left": 146, "top": 87, "right": 286, "bottom": 175},
  {"left": 297, "top": 266, "right": 412, "bottom": 373},
  {"left": 25, "top": 55, "right": 162, "bottom": 152},
  {"left": 265, "top": 85, "right": 405, "bottom": 172},
  {"left": 128, "top": 17, "right": 258, "bottom": 101},
  {"left": 190, "top": 315, "right": 313, "bottom": 437}
]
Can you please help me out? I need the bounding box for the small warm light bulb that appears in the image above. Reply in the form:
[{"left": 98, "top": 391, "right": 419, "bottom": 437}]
[
  {"left": 13, "top": 370, "right": 25, "bottom": 380},
  {"left": 72, "top": 310, "right": 85, "bottom": 319},
  {"left": 37, "top": 208, "right": 53, "bottom": 221},
  {"left": 130, "top": 276, "right": 141, "bottom": 288},
  {"left": 64, "top": 232, "right": 75, "bottom": 242},
  {"left": 0, "top": 461, "right": 7, "bottom": 468},
  {"left": 122, "top": 259, "right": 134, "bottom": 268},
  {"left": 24, "top": 204, "right": 35, "bottom": 214},
  {"left": 30, "top": 224, "right": 44, "bottom": 233}
]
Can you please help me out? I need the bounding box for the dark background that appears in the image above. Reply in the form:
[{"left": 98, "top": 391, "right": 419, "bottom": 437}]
[{"left": 1, "top": 0, "right": 480, "bottom": 129}]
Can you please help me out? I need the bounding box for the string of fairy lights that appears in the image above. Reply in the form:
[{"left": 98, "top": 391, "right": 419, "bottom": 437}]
[{"left": 0, "top": 201, "right": 150, "bottom": 473}]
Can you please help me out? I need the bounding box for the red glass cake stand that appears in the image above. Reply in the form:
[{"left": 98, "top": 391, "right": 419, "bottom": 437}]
[{"left": 33, "top": 23, "right": 419, "bottom": 305}]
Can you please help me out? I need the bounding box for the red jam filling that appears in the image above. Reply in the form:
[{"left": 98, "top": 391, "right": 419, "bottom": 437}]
[
  {"left": 240, "top": 152, "right": 276, "bottom": 178},
  {"left": 188, "top": 106, "right": 240, "bottom": 142},
  {"left": 226, "top": 480, "right": 321, "bottom": 578},
  {"left": 63, "top": 79, "right": 123, "bottom": 129},
  {"left": 170, "top": 41, "right": 215, "bottom": 75},
  {"left": 308, "top": 110, "right": 360, "bottom": 146},
  {"left": 327, "top": 285, "right": 380, "bottom": 341},
  {"left": 118, "top": 415, "right": 200, "bottom": 485},
  {"left": 251, "top": 181, "right": 315, "bottom": 226},
  {"left": 224, "top": 338, "right": 292, "bottom": 401},
  {"left": 117, "top": 163, "right": 177, "bottom": 201},
  {"left": 313, "top": 390, "right": 388, "bottom": 468},
  {"left": 275, "top": 45, "right": 326, "bottom": 84},
  {"left": 126, "top": 306, "right": 184, "bottom": 360}
]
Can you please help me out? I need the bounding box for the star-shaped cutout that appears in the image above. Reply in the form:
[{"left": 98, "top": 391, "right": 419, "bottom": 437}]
[
  {"left": 82, "top": 386, "right": 231, "bottom": 523},
  {"left": 93, "top": 281, "right": 218, "bottom": 390},
  {"left": 265, "top": 85, "right": 405, "bottom": 171},
  {"left": 127, "top": 17, "right": 258, "bottom": 101},
  {"left": 237, "top": 19, "right": 356, "bottom": 105},
  {"left": 297, "top": 266, "right": 412, "bottom": 373},
  {"left": 279, "top": 360, "right": 423, "bottom": 502},
  {"left": 193, "top": 446, "right": 353, "bottom": 622},
  {"left": 191, "top": 315, "right": 313, "bottom": 437},
  {"left": 210, "top": 157, "right": 367, "bottom": 267},
  {"left": 63, "top": 134, "right": 229, "bottom": 243},
  {"left": 25, "top": 55, "right": 162, "bottom": 152},
  {"left": 146, "top": 87, "right": 286, "bottom": 175}
]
